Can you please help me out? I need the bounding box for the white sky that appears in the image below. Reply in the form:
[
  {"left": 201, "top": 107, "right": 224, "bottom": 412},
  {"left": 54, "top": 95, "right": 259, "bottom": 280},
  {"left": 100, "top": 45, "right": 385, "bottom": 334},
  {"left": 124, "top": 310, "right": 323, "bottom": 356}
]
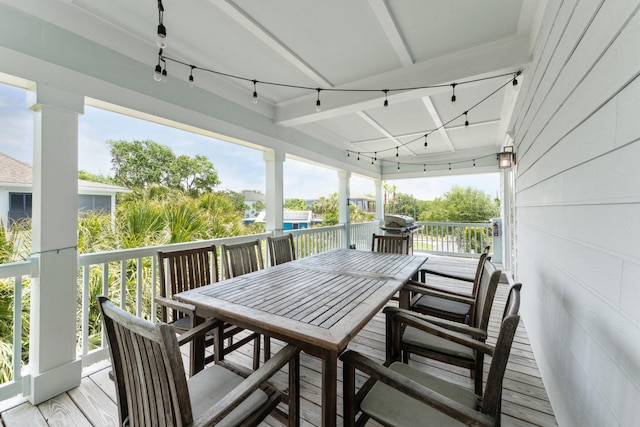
[{"left": 0, "top": 83, "right": 499, "bottom": 201}]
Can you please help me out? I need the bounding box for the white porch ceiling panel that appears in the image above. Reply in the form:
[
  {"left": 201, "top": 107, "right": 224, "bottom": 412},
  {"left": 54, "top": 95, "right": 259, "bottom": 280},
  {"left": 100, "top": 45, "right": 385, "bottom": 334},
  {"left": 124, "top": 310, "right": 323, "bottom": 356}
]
[{"left": 3, "top": 0, "right": 539, "bottom": 177}]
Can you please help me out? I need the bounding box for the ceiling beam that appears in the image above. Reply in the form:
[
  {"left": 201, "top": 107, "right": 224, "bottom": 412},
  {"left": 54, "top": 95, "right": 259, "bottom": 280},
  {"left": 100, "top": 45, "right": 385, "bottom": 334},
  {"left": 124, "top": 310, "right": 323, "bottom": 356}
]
[
  {"left": 367, "top": 0, "right": 413, "bottom": 67},
  {"left": 356, "top": 111, "right": 419, "bottom": 157},
  {"left": 275, "top": 35, "right": 531, "bottom": 127},
  {"left": 421, "top": 96, "right": 456, "bottom": 152},
  {"left": 209, "top": 0, "right": 332, "bottom": 88}
]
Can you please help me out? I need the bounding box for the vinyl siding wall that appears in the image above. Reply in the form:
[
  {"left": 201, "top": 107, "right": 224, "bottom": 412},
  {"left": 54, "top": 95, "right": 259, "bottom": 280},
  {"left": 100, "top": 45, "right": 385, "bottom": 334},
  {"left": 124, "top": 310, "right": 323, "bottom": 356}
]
[{"left": 512, "top": 1, "right": 640, "bottom": 426}]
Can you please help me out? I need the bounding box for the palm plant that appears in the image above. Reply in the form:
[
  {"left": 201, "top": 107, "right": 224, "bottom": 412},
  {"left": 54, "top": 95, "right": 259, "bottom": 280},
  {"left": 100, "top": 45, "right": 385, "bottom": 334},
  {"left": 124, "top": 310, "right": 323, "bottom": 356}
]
[{"left": 162, "top": 197, "right": 206, "bottom": 244}]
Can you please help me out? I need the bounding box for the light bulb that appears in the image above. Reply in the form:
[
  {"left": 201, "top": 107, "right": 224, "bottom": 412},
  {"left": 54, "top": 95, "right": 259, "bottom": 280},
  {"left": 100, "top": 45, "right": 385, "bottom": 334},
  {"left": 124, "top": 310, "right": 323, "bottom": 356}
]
[
  {"left": 315, "top": 89, "right": 322, "bottom": 112},
  {"left": 383, "top": 99, "right": 389, "bottom": 112},
  {"left": 153, "top": 64, "right": 162, "bottom": 82},
  {"left": 512, "top": 77, "right": 520, "bottom": 92},
  {"left": 157, "top": 24, "right": 167, "bottom": 48},
  {"left": 252, "top": 91, "right": 259, "bottom": 104},
  {"left": 188, "top": 75, "right": 194, "bottom": 88},
  {"left": 161, "top": 68, "right": 167, "bottom": 83}
]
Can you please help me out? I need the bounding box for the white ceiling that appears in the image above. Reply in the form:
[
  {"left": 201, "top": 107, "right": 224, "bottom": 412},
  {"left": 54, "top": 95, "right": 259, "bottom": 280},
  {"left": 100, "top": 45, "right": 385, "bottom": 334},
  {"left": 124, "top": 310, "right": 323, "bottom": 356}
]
[{"left": 3, "top": 0, "right": 542, "bottom": 175}]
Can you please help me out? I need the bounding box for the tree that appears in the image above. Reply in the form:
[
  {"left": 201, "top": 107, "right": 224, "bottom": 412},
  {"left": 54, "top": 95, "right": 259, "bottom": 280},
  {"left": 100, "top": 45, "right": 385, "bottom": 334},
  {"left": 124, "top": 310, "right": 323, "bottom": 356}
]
[
  {"left": 107, "top": 140, "right": 220, "bottom": 194},
  {"left": 108, "top": 139, "right": 175, "bottom": 188},
  {"left": 420, "top": 186, "right": 499, "bottom": 223},
  {"left": 311, "top": 193, "right": 374, "bottom": 225},
  {"left": 284, "top": 198, "right": 307, "bottom": 210},
  {"left": 78, "top": 170, "right": 116, "bottom": 185},
  {"left": 172, "top": 154, "right": 220, "bottom": 196}
]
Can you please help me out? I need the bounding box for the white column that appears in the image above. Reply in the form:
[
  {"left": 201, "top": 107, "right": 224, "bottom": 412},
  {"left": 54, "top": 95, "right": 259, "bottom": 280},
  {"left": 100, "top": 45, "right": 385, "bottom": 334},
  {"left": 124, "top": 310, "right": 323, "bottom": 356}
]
[
  {"left": 374, "top": 179, "right": 384, "bottom": 222},
  {"left": 264, "top": 149, "right": 285, "bottom": 235},
  {"left": 338, "top": 170, "right": 351, "bottom": 248},
  {"left": 27, "top": 84, "right": 84, "bottom": 404}
]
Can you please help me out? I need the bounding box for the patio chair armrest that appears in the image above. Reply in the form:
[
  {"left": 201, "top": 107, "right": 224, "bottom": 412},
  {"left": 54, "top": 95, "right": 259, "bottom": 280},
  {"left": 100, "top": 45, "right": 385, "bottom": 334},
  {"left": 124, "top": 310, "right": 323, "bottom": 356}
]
[
  {"left": 194, "top": 344, "right": 301, "bottom": 426},
  {"left": 340, "top": 350, "right": 495, "bottom": 427},
  {"left": 384, "top": 307, "right": 491, "bottom": 348},
  {"left": 419, "top": 268, "right": 474, "bottom": 283},
  {"left": 404, "top": 281, "right": 475, "bottom": 305},
  {"left": 176, "top": 317, "right": 223, "bottom": 346},
  {"left": 155, "top": 295, "right": 197, "bottom": 316}
]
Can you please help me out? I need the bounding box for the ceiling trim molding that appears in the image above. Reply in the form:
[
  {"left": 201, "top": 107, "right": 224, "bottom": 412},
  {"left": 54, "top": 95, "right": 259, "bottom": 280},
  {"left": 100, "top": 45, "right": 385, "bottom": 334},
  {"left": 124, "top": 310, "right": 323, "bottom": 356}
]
[
  {"left": 367, "top": 0, "right": 413, "bottom": 67},
  {"left": 210, "top": 0, "right": 333, "bottom": 88}
]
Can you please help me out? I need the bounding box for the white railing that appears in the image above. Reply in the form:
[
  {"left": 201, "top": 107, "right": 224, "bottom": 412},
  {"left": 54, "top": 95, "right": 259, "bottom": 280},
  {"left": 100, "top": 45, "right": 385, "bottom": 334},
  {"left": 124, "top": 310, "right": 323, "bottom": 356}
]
[
  {"left": 413, "top": 221, "right": 492, "bottom": 257},
  {"left": 287, "top": 224, "right": 344, "bottom": 257},
  {"left": 0, "top": 261, "right": 31, "bottom": 400},
  {"left": 349, "top": 221, "right": 380, "bottom": 250}
]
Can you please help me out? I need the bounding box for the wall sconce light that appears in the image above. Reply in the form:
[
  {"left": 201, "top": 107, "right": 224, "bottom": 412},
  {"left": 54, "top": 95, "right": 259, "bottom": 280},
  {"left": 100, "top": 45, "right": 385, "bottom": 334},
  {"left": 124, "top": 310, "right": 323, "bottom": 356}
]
[{"left": 498, "top": 146, "right": 515, "bottom": 168}]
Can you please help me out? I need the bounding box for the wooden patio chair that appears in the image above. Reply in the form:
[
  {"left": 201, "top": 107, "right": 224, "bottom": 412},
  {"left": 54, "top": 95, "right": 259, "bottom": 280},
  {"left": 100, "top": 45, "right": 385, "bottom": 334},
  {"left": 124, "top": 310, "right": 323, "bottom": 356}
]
[
  {"left": 386, "top": 258, "right": 502, "bottom": 396},
  {"left": 341, "top": 283, "right": 521, "bottom": 427},
  {"left": 97, "top": 295, "right": 301, "bottom": 427},
  {"left": 156, "top": 245, "right": 261, "bottom": 374},
  {"left": 220, "top": 239, "right": 266, "bottom": 280},
  {"left": 267, "top": 234, "right": 296, "bottom": 266},
  {"left": 371, "top": 233, "right": 411, "bottom": 254},
  {"left": 220, "top": 239, "right": 271, "bottom": 361},
  {"left": 409, "top": 246, "right": 491, "bottom": 324}
]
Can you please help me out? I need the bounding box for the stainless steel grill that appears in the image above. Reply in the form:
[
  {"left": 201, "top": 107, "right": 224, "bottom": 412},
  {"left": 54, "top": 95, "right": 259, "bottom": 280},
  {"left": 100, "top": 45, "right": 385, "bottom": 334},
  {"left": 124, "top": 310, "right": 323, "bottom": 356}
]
[{"left": 380, "top": 214, "right": 418, "bottom": 236}]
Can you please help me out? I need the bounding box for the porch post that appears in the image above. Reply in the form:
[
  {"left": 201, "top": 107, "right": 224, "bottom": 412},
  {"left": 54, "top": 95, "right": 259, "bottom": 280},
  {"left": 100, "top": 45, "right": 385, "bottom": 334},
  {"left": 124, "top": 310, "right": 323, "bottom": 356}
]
[
  {"left": 374, "top": 179, "right": 384, "bottom": 221},
  {"left": 264, "top": 149, "right": 285, "bottom": 235},
  {"left": 27, "top": 84, "right": 84, "bottom": 404},
  {"left": 338, "top": 170, "right": 351, "bottom": 248}
]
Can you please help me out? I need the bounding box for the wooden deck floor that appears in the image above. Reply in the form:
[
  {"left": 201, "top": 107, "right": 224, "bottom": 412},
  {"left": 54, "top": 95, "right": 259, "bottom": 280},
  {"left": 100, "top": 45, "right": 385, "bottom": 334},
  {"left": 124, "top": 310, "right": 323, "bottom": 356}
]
[{"left": 0, "top": 255, "right": 557, "bottom": 426}]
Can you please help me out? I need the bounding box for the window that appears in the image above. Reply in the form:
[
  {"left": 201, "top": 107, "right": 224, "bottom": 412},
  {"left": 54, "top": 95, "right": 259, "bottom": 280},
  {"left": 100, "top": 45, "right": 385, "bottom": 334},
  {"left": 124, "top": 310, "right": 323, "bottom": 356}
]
[
  {"left": 9, "top": 192, "right": 32, "bottom": 224},
  {"left": 78, "top": 195, "right": 111, "bottom": 214}
]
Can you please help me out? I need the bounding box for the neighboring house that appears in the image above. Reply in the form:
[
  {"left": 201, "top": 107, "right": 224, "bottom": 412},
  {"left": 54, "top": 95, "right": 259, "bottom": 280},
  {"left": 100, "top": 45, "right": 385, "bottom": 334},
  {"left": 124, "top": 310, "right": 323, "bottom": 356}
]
[
  {"left": 254, "top": 209, "right": 321, "bottom": 230},
  {"left": 0, "top": 153, "right": 129, "bottom": 227},
  {"left": 349, "top": 195, "right": 376, "bottom": 213},
  {"left": 241, "top": 190, "right": 265, "bottom": 219}
]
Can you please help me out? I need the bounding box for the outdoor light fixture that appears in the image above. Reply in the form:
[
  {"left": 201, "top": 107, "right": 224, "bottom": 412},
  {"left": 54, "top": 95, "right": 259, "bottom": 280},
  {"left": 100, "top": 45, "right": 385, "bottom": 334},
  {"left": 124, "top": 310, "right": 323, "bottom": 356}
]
[
  {"left": 498, "top": 146, "right": 515, "bottom": 168},
  {"left": 156, "top": 0, "right": 166, "bottom": 48}
]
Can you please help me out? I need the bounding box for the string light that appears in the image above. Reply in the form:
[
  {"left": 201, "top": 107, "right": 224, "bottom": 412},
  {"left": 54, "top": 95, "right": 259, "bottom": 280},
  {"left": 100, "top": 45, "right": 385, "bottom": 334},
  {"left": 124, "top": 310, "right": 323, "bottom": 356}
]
[
  {"left": 448, "top": 163, "right": 452, "bottom": 172},
  {"left": 374, "top": 152, "right": 377, "bottom": 161},
  {"left": 252, "top": 80, "right": 258, "bottom": 104},
  {"left": 424, "top": 134, "right": 428, "bottom": 148},
  {"left": 188, "top": 66, "right": 195, "bottom": 87},
  {"left": 156, "top": 0, "right": 167, "bottom": 48},
  {"left": 315, "top": 88, "right": 322, "bottom": 112},
  {"left": 396, "top": 147, "right": 399, "bottom": 157},
  {"left": 450, "top": 83, "right": 457, "bottom": 107},
  {"left": 464, "top": 111, "right": 469, "bottom": 128},
  {"left": 153, "top": 50, "right": 163, "bottom": 82},
  {"left": 512, "top": 71, "right": 520, "bottom": 92},
  {"left": 397, "top": 162, "right": 400, "bottom": 171},
  {"left": 383, "top": 89, "right": 389, "bottom": 112},
  {"left": 473, "top": 159, "right": 476, "bottom": 167},
  {"left": 357, "top": 152, "right": 360, "bottom": 161},
  {"left": 161, "top": 59, "right": 167, "bottom": 82}
]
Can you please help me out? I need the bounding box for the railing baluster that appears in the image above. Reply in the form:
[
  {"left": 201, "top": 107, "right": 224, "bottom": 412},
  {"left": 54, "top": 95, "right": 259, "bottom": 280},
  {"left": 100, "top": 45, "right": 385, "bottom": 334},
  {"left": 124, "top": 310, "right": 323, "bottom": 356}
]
[
  {"left": 81, "top": 265, "right": 90, "bottom": 357},
  {"left": 13, "top": 275, "right": 23, "bottom": 386}
]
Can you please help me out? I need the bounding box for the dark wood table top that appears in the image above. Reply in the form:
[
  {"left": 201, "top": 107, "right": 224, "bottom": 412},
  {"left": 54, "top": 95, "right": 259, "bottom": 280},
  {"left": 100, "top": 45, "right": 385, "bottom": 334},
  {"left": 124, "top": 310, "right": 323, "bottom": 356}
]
[{"left": 176, "top": 248, "right": 427, "bottom": 355}]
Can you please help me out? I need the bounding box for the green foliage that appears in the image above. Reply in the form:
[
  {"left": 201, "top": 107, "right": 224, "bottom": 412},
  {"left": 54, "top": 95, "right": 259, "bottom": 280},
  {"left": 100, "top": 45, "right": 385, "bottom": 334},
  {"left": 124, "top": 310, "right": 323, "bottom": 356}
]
[
  {"left": 218, "top": 190, "right": 248, "bottom": 213},
  {"left": 107, "top": 139, "right": 220, "bottom": 194},
  {"left": 311, "top": 193, "right": 374, "bottom": 225},
  {"left": 284, "top": 198, "right": 307, "bottom": 210},
  {"left": 78, "top": 170, "right": 116, "bottom": 185},
  {"left": 420, "top": 185, "right": 499, "bottom": 223}
]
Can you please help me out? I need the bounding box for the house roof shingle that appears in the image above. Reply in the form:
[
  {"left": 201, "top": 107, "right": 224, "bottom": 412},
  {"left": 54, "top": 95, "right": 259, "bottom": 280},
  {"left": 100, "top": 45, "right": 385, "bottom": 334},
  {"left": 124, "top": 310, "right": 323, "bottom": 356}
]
[{"left": 0, "top": 152, "right": 128, "bottom": 192}]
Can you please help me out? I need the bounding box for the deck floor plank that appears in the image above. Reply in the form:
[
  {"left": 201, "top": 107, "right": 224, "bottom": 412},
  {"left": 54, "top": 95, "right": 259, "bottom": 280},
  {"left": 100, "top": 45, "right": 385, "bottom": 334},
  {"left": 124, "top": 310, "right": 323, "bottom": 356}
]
[{"left": 0, "top": 255, "right": 556, "bottom": 426}]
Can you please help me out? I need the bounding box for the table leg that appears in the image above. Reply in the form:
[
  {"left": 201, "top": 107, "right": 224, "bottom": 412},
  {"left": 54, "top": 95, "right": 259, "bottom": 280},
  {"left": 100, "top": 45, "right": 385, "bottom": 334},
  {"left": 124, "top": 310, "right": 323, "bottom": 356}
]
[{"left": 322, "top": 350, "right": 338, "bottom": 427}]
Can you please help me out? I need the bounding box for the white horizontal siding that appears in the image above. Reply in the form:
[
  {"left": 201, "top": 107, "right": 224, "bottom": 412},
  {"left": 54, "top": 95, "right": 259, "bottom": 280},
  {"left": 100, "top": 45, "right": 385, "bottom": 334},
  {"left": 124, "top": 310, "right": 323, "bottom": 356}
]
[{"left": 513, "top": 0, "right": 640, "bottom": 426}]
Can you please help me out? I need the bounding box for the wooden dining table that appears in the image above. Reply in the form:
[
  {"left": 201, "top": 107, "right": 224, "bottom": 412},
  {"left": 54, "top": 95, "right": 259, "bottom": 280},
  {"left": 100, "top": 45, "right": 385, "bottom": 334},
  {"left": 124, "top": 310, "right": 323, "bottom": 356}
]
[{"left": 175, "top": 248, "right": 427, "bottom": 427}]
